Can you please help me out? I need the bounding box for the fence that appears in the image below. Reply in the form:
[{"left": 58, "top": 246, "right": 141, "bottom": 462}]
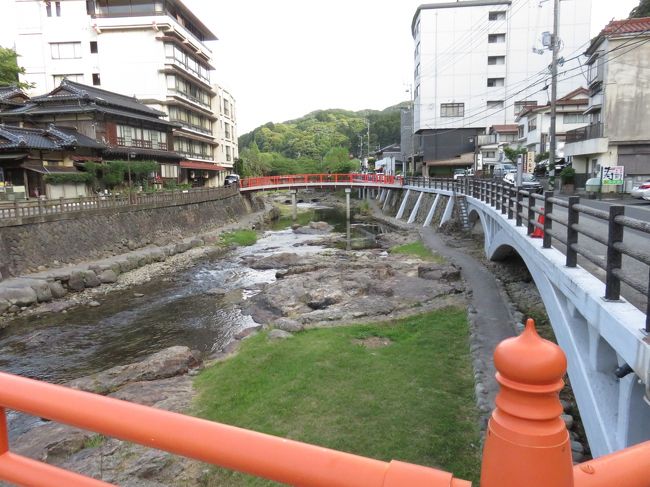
[
  {"left": 404, "top": 176, "right": 650, "bottom": 333},
  {"left": 0, "top": 186, "right": 239, "bottom": 224}
]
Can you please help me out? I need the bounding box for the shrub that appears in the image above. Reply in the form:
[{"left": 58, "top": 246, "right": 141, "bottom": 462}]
[{"left": 560, "top": 166, "right": 576, "bottom": 185}]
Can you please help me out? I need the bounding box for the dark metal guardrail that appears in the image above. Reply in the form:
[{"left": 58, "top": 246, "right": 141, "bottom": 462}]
[
  {"left": 404, "top": 176, "right": 650, "bottom": 333},
  {"left": 0, "top": 186, "right": 239, "bottom": 223},
  {"left": 565, "top": 122, "right": 604, "bottom": 144}
]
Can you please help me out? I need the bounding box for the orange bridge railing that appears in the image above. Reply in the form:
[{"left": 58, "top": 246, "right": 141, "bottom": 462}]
[
  {"left": 1, "top": 319, "right": 650, "bottom": 486},
  {"left": 240, "top": 173, "right": 403, "bottom": 190}
]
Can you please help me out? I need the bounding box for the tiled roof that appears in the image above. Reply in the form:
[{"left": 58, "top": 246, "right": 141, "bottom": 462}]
[
  {"left": 31, "top": 80, "right": 167, "bottom": 118},
  {"left": 601, "top": 17, "right": 650, "bottom": 36},
  {"left": 0, "top": 124, "right": 105, "bottom": 151}
]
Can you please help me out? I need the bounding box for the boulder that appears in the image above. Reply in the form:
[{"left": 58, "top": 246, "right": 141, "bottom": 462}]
[
  {"left": 48, "top": 281, "right": 67, "bottom": 299},
  {"left": 82, "top": 270, "right": 101, "bottom": 288},
  {"left": 418, "top": 264, "right": 461, "bottom": 282},
  {"left": 234, "top": 325, "right": 263, "bottom": 340},
  {"left": 67, "top": 271, "right": 86, "bottom": 292},
  {"left": 98, "top": 269, "right": 118, "bottom": 284},
  {"left": 205, "top": 287, "right": 228, "bottom": 297},
  {"left": 249, "top": 253, "right": 302, "bottom": 270},
  {"left": 293, "top": 221, "right": 334, "bottom": 235},
  {"left": 268, "top": 329, "right": 293, "bottom": 340},
  {"left": 0, "top": 286, "right": 38, "bottom": 306},
  {"left": 0, "top": 298, "right": 9, "bottom": 314},
  {"left": 273, "top": 318, "right": 303, "bottom": 332},
  {"left": 66, "top": 346, "right": 201, "bottom": 395}
]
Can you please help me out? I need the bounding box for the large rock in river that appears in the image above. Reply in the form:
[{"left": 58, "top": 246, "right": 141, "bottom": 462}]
[{"left": 67, "top": 346, "right": 200, "bottom": 394}]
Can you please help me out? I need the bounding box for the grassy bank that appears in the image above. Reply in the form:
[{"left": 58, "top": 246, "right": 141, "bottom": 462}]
[
  {"left": 194, "top": 308, "right": 481, "bottom": 485},
  {"left": 220, "top": 229, "right": 258, "bottom": 247},
  {"left": 390, "top": 241, "right": 445, "bottom": 263}
]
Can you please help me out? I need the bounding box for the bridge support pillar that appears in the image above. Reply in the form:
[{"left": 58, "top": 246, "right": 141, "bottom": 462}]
[
  {"left": 382, "top": 190, "right": 392, "bottom": 211},
  {"left": 440, "top": 195, "right": 455, "bottom": 228},
  {"left": 396, "top": 190, "right": 411, "bottom": 220},
  {"left": 345, "top": 188, "right": 351, "bottom": 221},
  {"left": 408, "top": 192, "right": 424, "bottom": 224},
  {"left": 424, "top": 194, "right": 441, "bottom": 227},
  {"left": 290, "top": 190, "right": 297, "bottom": 221}
]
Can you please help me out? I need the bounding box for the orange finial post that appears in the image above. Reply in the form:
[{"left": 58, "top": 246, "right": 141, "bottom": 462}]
[{"left": 481, "top": 318, "right": 574, "bottom": 487}]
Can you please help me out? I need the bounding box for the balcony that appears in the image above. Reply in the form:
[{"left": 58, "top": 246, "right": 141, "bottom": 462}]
[
  {"left": 477, "top": 134, "right": 497, "bottom": 146},
  {"left": 117, "top": 137, "right": 168, "bottom": 151},
  {"left": 565, "top": 123, "right": 603, "bottom": 143}
]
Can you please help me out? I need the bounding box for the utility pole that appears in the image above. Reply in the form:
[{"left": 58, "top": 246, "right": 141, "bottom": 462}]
[
  {"left": 367, "top": 119, "right": 371, "bottom": 161},
  {"left": 548, "top": 0, "right": 560, "bottom": 190}
]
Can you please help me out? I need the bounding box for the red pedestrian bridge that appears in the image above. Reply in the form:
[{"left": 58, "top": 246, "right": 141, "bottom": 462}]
[{"left": 239, "top": 173, "right": 403, "bottom": 192}]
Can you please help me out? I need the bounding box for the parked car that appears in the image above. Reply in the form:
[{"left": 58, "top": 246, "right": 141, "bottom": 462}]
[
  {"left": 492, "top": 163, "right": 517, "bottom": 179},
  {"left": 224, "top": 174, "right": 240, "bottom": 187},
  {"left": 503, "top": 172, "right": 543, "bottom": 193},
  {"left": 630, "top": 180, "right": 650, "bottom": 199},
  {"left": 453, "top": 168, "right": 475, "bottom": 180}
]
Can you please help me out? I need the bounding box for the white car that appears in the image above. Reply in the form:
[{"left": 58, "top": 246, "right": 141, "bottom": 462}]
[{"left": 630, "top": 180, "right": 650, "bottom": 199}]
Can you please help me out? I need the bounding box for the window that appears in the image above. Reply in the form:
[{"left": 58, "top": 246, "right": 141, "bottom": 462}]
[
  {"left": 515, "top": 100, "right": 538, "bottom": 115},
  {"left": 225, "top": 122, "right": 231, "bottom": 140},
  {"left": 415, "top": 63, "right": 420, "bottom": 78},
  {"left": 92, "top": 73, "right": 101, "bottom": 86},
  {"left": 488, "top": 33, "right": 506, "bottom": 43},
  {"left": 46, "top": 1, "right": 52, "bottom": 16},
  {"left": 168, "top": 106, "right": 211, "bottom": 133},
  {"left": 500, "top": 133, "right": 517, "bottom": 143},
  {"left": 518, "top": 125, "right": 525, "bottom": 138},
  {"left": 441, "top": 103, "right": 464, "bottom": 117},
  {"left": 563, "top": 113, "right": 590, "bottom": 124},
  {"left": 488, "top": 56, "right": 505, "bottom": 65},
  {"left": 528, "top": 117, "right": 537, "bottom": 132},
  {"left": 50, "top": 42, "right": 82, "bottom": 59},
  {"left": 487, "top": 100, "right": 504, "bottom": 109},
  {"left": 487, "top": 78, "right": 504, "bottom": 87},
  {"left": 489, "top": 11, "right": 506, "bottom": 21},
  {"left": 483, "top": 151, "right": 496, "bottom": 158},
  {"left": 166, "top": 75, "right": 211, "bottom": 108},
  {"left": 55, "top": 1, "right": 61, "bottom": 16},
  {"left": 164, "top": 43, "right": 210, "bottom": 82},
  {"left": 53, "top": 73, "right": 83, "bottom": 85},
  {"left": 226, "top": 146, "right": 232, "bottom": 162},
  {"left": 117, "top": 125, "right": 167, "bottom": 149},
  {"left": 90, "top": 41, "right": 98, "bottom": 53},
  {"left": 161, "top": 164, "right": 179, "bottom": 179}
]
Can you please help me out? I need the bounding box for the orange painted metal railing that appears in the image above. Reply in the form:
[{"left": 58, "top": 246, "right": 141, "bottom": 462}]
[
  {"left": 1, "top": 320, "right": 650, "bottom": 486},
  {"left": 0, "top": 372, "right": 468, "bottom": 487},
  {"left": 240, "top": 173, "right": 403, "bottom": 190}
]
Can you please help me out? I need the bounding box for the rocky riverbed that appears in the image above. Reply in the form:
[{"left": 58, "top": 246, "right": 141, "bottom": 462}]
[{"left": 3, "top": 202, "right": 471, "bottom": 484}]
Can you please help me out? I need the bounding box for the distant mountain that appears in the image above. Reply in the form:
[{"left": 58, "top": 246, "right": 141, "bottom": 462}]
[{"left": 238, "top": 102, "right": 409, "bottom": 161}]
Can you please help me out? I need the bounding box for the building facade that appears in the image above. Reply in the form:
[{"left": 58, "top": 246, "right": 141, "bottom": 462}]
[
  {"left": 411, "top": 0, "right": 592, "bottom": 174},
  {"left": 12, "top": 0, "right": 228, "bottom": 186},
  {"left": 564, "top": 18, "right": 650, "bottom": 188},
  {"left": 213, "top": 84, "right": 238, "bottom": 185}
]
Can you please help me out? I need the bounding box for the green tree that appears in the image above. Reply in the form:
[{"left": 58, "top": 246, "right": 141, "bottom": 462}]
[
  {"left": 0, "top": 46, "right": 32, "bottom": 89},
  {"left": 503, "top": 146, "right": 527, "bottom": 163},
  {"left": 630, "top": 0, "right": 650, "bottom": 17}
]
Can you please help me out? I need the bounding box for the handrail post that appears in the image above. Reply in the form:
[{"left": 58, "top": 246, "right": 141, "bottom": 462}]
[
  {"left": 495, "top": 184, "right": 501, "bottom": 212},
  {"left": 501, "top": 185, "right": 507, "bottom": 215},
  {"left": 527, "top": 194, "right": 535, "bottom": 235},
  {"left": 507, "top": 186, "right": 513, "bottom": 219},
  {"left": 605, "top": 205, "right": 625, "bottom": 301},
  {"left": 515, "top": 190, "right": 523, "bottom": 226},
  {"left": 0, "top": 407, "right": 7, "bottom": 454},
  {"left": 566, "top": 196, "right": 580, "bottom": 267},
  {"left": 543, "top": 191, "right": 553, "bottom": 249}
]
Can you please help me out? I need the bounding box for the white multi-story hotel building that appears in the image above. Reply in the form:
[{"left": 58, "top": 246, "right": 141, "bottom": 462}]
[
  {"left": 411, "top": 0, "right": 591, "bottom": 174},
  {"left": 10, "top": 0, "right": 236, "bottom": 186},
  {"left": 213, "top": 84, "right": 238, "bottom": 182}
]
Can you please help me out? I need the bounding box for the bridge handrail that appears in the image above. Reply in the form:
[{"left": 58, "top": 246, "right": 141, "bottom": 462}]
[
  {"left": 0, "top": 186, "right": 239, "bottom": 222},
  {"left": 0, "top": 371, "right": 469, "bottom": 487},
  {"left": 404, "top": 177, "right": 650, "bottom": 333},
  {"left": 240, "top": 173, "right": 402, "bottom": 189}
]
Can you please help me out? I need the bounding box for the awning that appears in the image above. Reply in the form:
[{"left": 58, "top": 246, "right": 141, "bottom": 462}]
[
  {"left": 180, "top": 161, "right": 225, "bottom": 171},
  {"left": 425, "top": 152, "right": 475, "bottom": 167},
  {"left": 21, "top": 163, "right": 81, "bottom": 174}
]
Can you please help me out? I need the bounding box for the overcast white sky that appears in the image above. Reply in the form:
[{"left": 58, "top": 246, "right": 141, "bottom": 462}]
[{"left": 0, "top": 0, "right": 641, "bottom": 134}]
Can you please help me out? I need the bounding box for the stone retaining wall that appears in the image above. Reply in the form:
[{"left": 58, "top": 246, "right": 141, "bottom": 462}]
[{"left": 0, "top": 193, "right": 262, "bottom": 279}]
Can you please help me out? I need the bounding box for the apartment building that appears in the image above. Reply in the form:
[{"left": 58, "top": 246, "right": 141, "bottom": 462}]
[
  {"left": 213, "top": 84, "right": 238, "bottom": 185},
  {"left": 411, "top": 0, "right": 592, "bottom": 175},
  {"left": 11, "top": 0, "right": 225, "bottom": 187},
  {"left": 564, "top": 18, "right": 650, "bottom": 188}
]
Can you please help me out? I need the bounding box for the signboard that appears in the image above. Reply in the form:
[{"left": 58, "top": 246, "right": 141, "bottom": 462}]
[
  {"left": 526, "top": 151, "right": 536, "bottom": 174},
  {"left": 601, "top": 166, "right": 624, "bottom": 185},
  {"left": 0, "top": 167, "right": 4, "bottom": 192},
  {"left": 476, "top": 153, "right": 483, "bottom": 171}
]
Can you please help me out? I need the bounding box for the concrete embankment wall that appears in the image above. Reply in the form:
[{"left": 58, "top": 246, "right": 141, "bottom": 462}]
[{"left": 0, "top": 193, "right": 262, "bottom": 279}]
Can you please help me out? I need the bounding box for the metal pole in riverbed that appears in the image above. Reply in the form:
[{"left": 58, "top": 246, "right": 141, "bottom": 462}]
[{"left": 345, "top": 188, "right": 351, "bottom": 221}]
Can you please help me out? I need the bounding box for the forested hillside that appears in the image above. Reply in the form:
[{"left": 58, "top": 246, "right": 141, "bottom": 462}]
[{"left": 236, "top": 103, "right": 407, "bottom": 176}]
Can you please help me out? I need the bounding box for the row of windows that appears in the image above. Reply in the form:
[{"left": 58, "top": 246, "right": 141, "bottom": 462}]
[
  {"left": 160, "top": 163, "right": 179, "bottom": 179},
  {"left": 52, "top": 73, "right": 100, "bottom": 86},
  {"left": 434, "top": 100, "right": 582, "bottom": 120},
  {"left": 164, "top": 43, "right": 210, "bottom": 82},
  {"left": 440, "top": 103, "right": 464, "bottom": 118},
  {"left": 523, "top": 113, "right": 591, "bottom": 134},
  {"left": 117, "top": 125, "right": 168, "bottom": 149},
  {"left": 175, "top": 137, "right": 213, "bottom": 159},
  {"left": 166, "top": 75, "right": 211, "bottom": 108},
  {"left": 50, "top": 41, "right": 99, "bottom": 59},
  {"left": 168, "top": 106, "right": 211, "bottom": 134},
  {"left": 46, "top": 1, "right": 62, "bottom": 17}
]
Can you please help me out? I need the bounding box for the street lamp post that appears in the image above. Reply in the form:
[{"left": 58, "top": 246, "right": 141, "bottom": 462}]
[{"left": 127, "top": 152, "right": 136, "bottom": 203}]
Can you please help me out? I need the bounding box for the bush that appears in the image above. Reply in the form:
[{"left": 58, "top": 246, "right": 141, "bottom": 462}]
[
  {"left": 43, "top": 172, "right": 94, "bottom": 185},
  {"left": 560, "top": 166, "right": 576, "bottom": 184}
]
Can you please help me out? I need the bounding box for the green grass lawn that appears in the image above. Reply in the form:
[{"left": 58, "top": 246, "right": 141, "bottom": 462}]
[
  {"left": 193, "top": 308, "right": 480, "bottom": 485},
  {"left": 389, "top": 241, "right": 445, "bottom": 263},
  {"left": 219, "top": 229, "right": 258, "bottom": 247}
]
